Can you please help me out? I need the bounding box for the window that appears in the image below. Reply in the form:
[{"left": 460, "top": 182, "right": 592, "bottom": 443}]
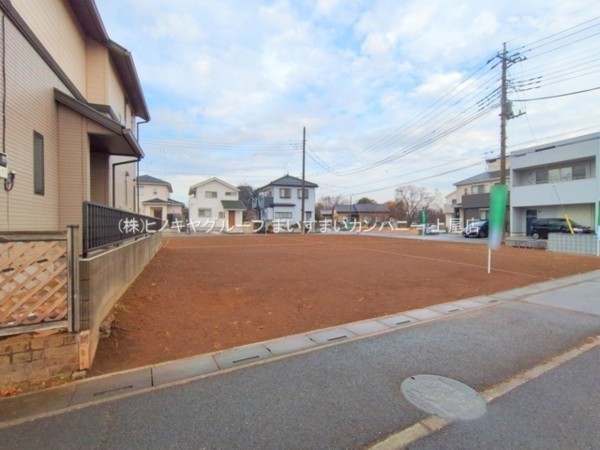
[
  {"left": 153, "top": 188, "right": 158, "bottom": 195},
  {"left": 205, "top": 191, "right": 217, "bottom": 198},
  {"left": 280, "top": 188, "right": 291, "bottom": 199},
  {"left": 535, "top": 169, "right": 548, "bottom": 184},
  {"left": 218, "top": 212, "right": 225, "bottom": 219},
  {"left": 297, "top": 188, "right": 308, "bottom": 199},
  {"left": 573, "top": 165, "right": 586, "bottom": 180},
  {"left": 138, "top": 186, "right": 145, "bottom": 196},
  {"left": 198, "top": 208, "right": 211, "bottom": 218},
  {"left": 225, "top": 191, "right": 237, "bottom": 197},
  {"left": 275, "top": 212, "right": 293, "bottom": 219},
  {"left": 33, "top": 132, "right": 44, "bottom": 195},
  {"left": 471, "top": 185, "right": 485, "bottom": 194},
  {"left": 517, "top": 160, "right": 594, "bottom": 186}
]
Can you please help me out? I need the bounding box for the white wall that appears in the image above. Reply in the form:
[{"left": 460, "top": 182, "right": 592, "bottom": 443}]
[
  {"left": 188, "top": 179, "right": 240, "bottom": 228},
  {"left": 509, "top": 133, "right": 600, "bottom": 235}
]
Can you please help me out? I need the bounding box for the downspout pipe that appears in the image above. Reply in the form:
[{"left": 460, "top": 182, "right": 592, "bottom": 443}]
[{"left": 136, "top": 119, "right": 149, "bottom": 213}]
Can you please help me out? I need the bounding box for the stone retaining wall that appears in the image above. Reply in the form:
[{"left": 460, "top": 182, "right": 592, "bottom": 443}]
[{"left": 0, "top": 330, "right": 87, "bottom": 389}]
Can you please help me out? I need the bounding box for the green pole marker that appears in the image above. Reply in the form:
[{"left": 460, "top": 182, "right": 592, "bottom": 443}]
[{"left": 488, "top": 184, "right": 508, "bottom": 251}]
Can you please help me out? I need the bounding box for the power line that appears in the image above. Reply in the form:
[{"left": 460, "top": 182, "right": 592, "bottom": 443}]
[{"left": 511, "top": 86, "right": 600, "bottom": 101}]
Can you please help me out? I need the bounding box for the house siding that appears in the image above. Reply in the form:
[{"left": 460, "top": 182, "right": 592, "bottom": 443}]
[
  {"left": 107, "top": 58, "right": 128, "bottom": 125},
  {"left": 1, "top": 17, "right": 73, "bottom": 231},
  {"left": 86, "top": 39, "right": 132, "bottom": 128},
  {"left": 85, "top": 38, "right": 108, "bottom": 105},
  {"left": 57, "top": 105, "right": 90, "bottom": 229},
  {"left": 12, "top": 0, "right": 87, "bottom": 97}
]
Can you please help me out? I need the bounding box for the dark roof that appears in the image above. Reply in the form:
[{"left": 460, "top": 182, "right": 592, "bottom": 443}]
[
  {"left": 221, "top": 200, "right": 246, "bottom": 210},
  {"left": 454, "top": 170, "right": 504, "bottom": 186},
  {"left": 142, "top": 198, "right": 184, "bottom": 206},
  {"left": 137, "top": 175, "right": 172, "bottom": 192},
  {"left": 335, "top": 203, "right": 389, "bottom": 214},
  {"left": 257, "top": 175, "right": 318, "bottom": 191},
  {"left": 354, "top": 203, "right": 390, "bottom": 213}
]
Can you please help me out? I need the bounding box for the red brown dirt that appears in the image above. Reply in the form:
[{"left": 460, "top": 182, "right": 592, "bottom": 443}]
[{"left": 91, "top": 234, "right": 600, "bottom": 375}]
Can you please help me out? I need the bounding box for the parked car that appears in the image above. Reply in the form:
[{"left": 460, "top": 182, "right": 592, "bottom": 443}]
[
  {"left": 462, "top": 220, "right": 489, "bottom": 238},
  {"left": 531, "top": 218, "right": 592, "bottom": 239}
]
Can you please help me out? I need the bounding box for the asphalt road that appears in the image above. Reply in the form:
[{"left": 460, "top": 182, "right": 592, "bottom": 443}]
[{"left": 0, "top": 272, "right": 598, "bottom": 449}]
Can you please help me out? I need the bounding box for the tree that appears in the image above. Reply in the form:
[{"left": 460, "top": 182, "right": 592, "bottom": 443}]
[
  {"left": 385, "top": 200, "right": 406, "bottom": 224},
  {"left": 316, "top": 195, "right": 348, "bottom": 221},
  {"left": 357, "top": 197, "right": 376, "bottom": 204},
  {"left": 394, "top": 185, "right": 435, "bottom": 225},
  {"left": 319, "top": 195, "right": 347, "bottom": 208},
  {"left": 237, "top": 184, "right": 255, "bottom": 221}
]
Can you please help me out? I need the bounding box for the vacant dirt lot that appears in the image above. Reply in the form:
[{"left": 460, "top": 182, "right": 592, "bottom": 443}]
[{"left": 92, "top": 234, "right": 600, "bottom": 375}]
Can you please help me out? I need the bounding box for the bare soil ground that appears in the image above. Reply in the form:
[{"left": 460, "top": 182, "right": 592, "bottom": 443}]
[{"left": 91, "top": 233, "right": 600, "bottom": 375}]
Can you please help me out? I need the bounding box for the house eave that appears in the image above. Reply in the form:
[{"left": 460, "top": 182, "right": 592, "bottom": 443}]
[{"left": 55, "top": 89, "right": 144, "bottom": 158}]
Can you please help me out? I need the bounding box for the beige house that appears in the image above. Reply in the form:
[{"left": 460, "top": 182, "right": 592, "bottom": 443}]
[
  {"left": 0, "top": 0, "right": 150, "bottom": 232},
  {"left": 0, "top": 0, "right": 160, "bottom": 388},
  {"left": 138, "top": 175, "right": 185, "bottom": 225}
]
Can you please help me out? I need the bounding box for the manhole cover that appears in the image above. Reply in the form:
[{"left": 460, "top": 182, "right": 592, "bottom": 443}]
[{"left": 401, "top": 374, "right": 487, "bottom": 420}]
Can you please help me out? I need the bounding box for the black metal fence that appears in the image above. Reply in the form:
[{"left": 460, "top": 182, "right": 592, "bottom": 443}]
[{"left": 82, "top": 202, "right": 159, "bottom": 256}]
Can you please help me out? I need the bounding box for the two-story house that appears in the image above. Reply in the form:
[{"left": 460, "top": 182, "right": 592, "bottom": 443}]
[
  {"left": 509, "top": 132, "right": 599, "bottom": 236},
  {"left": 254, "top": 175, "right": 318, "bottom": 224},
  {"left": 0, "top": 0, "right": 160, "bottom": 387},
  {"left": 138, "top": 174, "right": 184, "bottom": 225},
  {"left": 0, "top": 0, "right": 150, "bottom": 233},
  {"left": 446, "top": 157, "right": 511, "bottom": 229},
  {"left": 188, "top": 177, "right": 245, "bottom": 231},
  {"left": 0, "top": 0, "right": 161, "bottom": 387}
]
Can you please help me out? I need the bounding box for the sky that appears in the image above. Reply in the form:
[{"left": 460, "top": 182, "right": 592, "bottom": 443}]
[{"left": 95, "top": 0, "right": 600, "bottom": 204}]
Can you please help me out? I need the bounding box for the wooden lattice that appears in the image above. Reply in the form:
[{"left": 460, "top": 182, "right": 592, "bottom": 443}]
[{"left": 0, "top": 240, "right": 68, "bottom": 328}]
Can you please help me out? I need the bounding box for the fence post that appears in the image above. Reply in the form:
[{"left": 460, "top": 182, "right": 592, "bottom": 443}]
[{"left": 67, "top": 225, "right": 80, "bottom": 332}]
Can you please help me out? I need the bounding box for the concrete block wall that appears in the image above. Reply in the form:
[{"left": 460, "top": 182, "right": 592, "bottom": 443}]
[
  {"left": 548, "top": 234, "right": 599, "bottom": 256},
  {"left": 79, "top": 233, "right": 162, "bottom": 366},
  {"left": 0, "top": 330, "right": 84, "bottom": 389}
]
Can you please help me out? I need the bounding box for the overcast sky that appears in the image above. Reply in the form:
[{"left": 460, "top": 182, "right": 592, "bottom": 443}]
[{"left": 96, "top": 0, "right": 600, "bottom": 204}]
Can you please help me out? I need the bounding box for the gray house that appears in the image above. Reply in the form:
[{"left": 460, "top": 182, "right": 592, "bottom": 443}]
[
  {"left": 254, "top": 175, "right": 318, "bottom": 223},
  {"left": 509, "top": 132, "right": 599, "bottom": 236}
]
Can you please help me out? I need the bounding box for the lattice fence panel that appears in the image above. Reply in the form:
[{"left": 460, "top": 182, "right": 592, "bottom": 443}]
[{"left": 0, "top": 240, "right": 68, "bottom": 328}]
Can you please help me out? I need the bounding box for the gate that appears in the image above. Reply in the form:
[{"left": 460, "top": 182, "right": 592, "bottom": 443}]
[{"left": 0, "top": 228, "right": 77, "bottom": 336}]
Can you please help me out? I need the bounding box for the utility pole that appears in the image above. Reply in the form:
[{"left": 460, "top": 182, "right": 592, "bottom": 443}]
[
  {"left": 499, "top": 43, "right": 508, "bottom": 185},
  {"left": 495, "top": 42, "right": 526, "bottom": 185},
  {"left": 301, "top": 127, "right": 306, "bottom": 234}
]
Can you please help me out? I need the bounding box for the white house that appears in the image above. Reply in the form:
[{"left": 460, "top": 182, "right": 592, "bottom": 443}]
[
  {"left": 254, "top": 175, "right": 318, "bottom": 223},
  {"left": 137, "top": 175, "right": 185, "bottom": 224},
  {"left": 188, "top": 177, "right": 245, "bottom": 231},
  {"left": 509, "top": 132, "right": 600, "bottom": 236}
]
